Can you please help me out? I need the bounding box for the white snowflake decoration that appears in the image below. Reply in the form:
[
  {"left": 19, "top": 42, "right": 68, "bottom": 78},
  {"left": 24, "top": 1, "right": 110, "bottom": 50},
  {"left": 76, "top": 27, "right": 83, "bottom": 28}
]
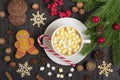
[
  {"left": 17, "top": 62, "right": 32, "bottom": 78},
  {"left": 98, "top": 61, "right": 113, "bottom": 77},
  {"left": 30, "top": 11, "right": 47, "bottom": 27}
]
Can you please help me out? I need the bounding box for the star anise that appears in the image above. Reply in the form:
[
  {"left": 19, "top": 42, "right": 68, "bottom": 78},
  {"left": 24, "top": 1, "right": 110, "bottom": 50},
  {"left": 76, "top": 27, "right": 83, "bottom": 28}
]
[
  {"left": 117, "top": 69, "right": 120, "bottom": 75},
  {"left": 29, "top": 57, "right": 38, "bottom": 65},
  {"left": 5, "top": 28, "right": 13, "bottom": 36},
  {"left": 84, "top": 75, "right": 92, "bottom": 80},
  {"left": 39, "top": 55, "right": 47, "bottom": 64}
]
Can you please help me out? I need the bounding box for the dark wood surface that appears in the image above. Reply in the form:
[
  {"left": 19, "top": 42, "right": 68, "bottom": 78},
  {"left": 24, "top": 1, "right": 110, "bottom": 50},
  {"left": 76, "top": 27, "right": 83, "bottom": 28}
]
[{"left": 0, "top": 0, "right": 120, "bottom": 80}]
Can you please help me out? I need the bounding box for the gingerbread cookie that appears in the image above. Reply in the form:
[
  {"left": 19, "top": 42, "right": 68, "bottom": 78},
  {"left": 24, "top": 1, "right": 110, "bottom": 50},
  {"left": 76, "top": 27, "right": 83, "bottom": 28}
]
[
  {"left": 7, "top": 0, "right": 27, "bottom": 16},
  {"left": 9, "top": 14, "right": 27, "bottom": 26},
  {"left": 14, "top": 30, "right": 39, "bottom": 59}
]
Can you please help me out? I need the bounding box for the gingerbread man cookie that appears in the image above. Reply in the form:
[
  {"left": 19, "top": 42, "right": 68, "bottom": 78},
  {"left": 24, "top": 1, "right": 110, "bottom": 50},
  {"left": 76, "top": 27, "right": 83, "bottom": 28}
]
[{"left": 14, "top": 30, "right": 39, "bottom": 59}]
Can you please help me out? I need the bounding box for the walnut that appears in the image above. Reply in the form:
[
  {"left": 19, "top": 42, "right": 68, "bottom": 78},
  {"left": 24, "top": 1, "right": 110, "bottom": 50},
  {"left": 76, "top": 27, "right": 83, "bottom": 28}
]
[{"left": 86, "top": 61, "right": 96, "bottom": 72}]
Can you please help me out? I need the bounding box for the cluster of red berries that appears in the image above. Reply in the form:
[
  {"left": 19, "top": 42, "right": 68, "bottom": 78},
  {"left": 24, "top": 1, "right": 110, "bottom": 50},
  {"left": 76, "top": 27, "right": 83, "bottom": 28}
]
[{"left": 45, "top": 0, "right": 71, "bottom": 18}]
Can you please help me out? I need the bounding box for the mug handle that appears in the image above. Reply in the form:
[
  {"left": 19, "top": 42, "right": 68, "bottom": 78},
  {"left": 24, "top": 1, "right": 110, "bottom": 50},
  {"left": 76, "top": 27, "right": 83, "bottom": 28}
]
[
  {"left": 37, "top": 34, "right": 76, "bottom": 67},
  {"left": 83, "top": 40, "right": 91, "bottom": 43}
]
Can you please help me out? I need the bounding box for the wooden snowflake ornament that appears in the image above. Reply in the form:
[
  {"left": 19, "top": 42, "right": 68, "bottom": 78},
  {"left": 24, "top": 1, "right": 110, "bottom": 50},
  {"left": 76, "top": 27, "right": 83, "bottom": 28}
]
[
  {"left": 31, "top": 11, "right": 47, "bottom": 27},
  {"left": 17, "top": 62, "right": 32, "bottom": 77},
  {"left": 98, "top": 61, "right": 113, "bottom": 77}
]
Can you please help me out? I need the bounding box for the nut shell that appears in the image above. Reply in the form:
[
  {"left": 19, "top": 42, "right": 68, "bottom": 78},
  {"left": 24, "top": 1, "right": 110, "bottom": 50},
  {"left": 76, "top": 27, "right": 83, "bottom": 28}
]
[
  {"left": 76, "top": 65, "right": 84, "bottom": 71},
  {"left": 72, "top": 6, "right": 79, "bottom": 13},
  {"left": 4, "top": 56, "right": 11, "bottom": 62},
  {"left": 0, "top": 38, "right": 6, "bottom": 44},
  {"left": 76, "top": 2, "right": 84, "bottom": 8},
  {"left": 5, "top": 48, "right": 12, "bottom": 54},
  {"left": 86, "top": 61, "right": 96, "bottom": 72},
  {"left": 32, "top": 3, "right": 39, "bottom": 10},
  {"left": 0, "top": 11, "right": 5, "bottom": 18},
  {"left": 9, "top": 61, "right": 16, "bottom": 68}
]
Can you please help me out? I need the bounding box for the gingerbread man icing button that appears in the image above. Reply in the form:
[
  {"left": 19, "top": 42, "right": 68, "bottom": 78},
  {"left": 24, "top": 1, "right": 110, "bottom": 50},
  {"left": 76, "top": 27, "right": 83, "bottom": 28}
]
[{"left": 14, "top": 30, "right": 39, "bottom": 59}]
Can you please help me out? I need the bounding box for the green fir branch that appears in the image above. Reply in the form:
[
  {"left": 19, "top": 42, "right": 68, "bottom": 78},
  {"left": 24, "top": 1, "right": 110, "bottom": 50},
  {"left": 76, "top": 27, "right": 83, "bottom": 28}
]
[{"left": 75, "top": 0, "right": 120, "bottom": 65}]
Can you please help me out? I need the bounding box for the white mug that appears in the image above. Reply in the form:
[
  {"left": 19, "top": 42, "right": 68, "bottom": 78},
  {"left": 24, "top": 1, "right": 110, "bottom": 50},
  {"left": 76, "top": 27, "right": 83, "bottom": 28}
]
[{"left": 51, "top": 26, "right": 91, "bottom": 56}]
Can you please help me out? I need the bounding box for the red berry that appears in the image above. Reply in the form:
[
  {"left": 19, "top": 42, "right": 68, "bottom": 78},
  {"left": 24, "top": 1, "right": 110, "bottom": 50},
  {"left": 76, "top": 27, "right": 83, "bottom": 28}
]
[
  {"left": 65, "top": 10, "right": 71, "bottom": 16},
  {"left": 92, "top": 16, "right": 99, "bottom": 23},
  {"left": 98, "top": 37, "right": 104, "bottom": 44},
  {"left": 113, "top": 23, "right": 120, "bottom": 30},
  {"left": 47, "top": 4, "right": 51, "bottom": 9},
  {"left": 58, "top": 12, "right": 66, "bottom": 18}
]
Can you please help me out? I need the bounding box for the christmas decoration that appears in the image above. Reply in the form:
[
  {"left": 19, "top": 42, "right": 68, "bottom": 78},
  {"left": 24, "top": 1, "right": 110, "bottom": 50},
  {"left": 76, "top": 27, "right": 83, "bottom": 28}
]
[
  {"left": 72, "top": 0, "right": 120, "bottom": 65},
  {"left": 92, "top": 16, "right": 99, "bottom": 23},
  {"left": 98, "top": 37, "right": 105, "bottom": 44},
  {"left": 94, "top": 50, "right": 104, "bottom": 61},
  {"left": 113, "top": 23, "right": 120, "bottom": 30},
  {"left": 98, "top": 61, "right": 113, "bottom": 77},
  {"left": 37, "top": 34, "right": 76, "bottom": 67},
  {"left": 45, "top": 0, "right": 71, "bottom": 18},
  {"left": 96, "top": 25, "right": 105, "bottom": 34},
  {"left": 17, "top": 62, "right": 32, "bottom": 77},
  {"left": 30, "top": 11, "right": 47, "bottom": 27}
]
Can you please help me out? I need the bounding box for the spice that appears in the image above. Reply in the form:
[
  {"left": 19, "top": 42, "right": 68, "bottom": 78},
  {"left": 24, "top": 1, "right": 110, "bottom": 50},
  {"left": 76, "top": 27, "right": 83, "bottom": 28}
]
[{"left": 84, "top": 75, "right": 92, "bottom": 80}]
